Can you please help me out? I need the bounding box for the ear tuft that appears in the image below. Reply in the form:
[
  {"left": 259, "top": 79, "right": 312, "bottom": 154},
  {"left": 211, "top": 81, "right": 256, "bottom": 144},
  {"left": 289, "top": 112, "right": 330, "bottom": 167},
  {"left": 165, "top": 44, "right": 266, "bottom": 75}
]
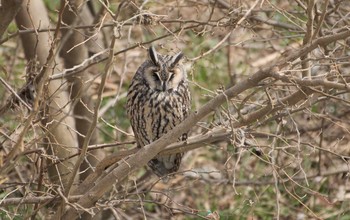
[
  {"left": 149, "top": 46, "right": 159, "bottom": 65},
  {"left": 171, "top": 51, "right": 184, "bottom": 67}
]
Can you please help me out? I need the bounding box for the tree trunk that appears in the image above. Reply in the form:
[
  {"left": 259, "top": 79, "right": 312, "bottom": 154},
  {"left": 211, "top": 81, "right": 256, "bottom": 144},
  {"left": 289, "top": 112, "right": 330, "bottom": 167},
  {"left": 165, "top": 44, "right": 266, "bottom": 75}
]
[
  {"left": 15, "top": 0, "right": 79, "bottom": 190},
  {"left": 59, "top": 0, "right": 104, "bottom": 182},
  {"left": 0, "top": 0, "right": 23, "bottom": 38}
]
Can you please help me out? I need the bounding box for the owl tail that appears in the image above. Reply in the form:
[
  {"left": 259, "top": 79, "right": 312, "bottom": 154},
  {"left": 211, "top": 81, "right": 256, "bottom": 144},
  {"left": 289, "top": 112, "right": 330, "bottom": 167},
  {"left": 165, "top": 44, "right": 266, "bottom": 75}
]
[{"left": 148, "top": 153, "right": 183, "bottom": 180}]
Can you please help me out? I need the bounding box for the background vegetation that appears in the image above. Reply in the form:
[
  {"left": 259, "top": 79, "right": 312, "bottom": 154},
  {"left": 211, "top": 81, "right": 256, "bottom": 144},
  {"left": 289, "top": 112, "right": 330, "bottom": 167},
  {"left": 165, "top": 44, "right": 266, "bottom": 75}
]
[{"left": 0, "top": 0, "right": 349, "bottom": 219}]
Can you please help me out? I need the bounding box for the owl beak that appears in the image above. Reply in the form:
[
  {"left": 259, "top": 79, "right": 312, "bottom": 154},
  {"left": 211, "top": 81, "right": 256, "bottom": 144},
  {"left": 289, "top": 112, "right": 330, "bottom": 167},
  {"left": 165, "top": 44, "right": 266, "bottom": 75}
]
[{"left": 162, "top": 82, "right": 167, "bottom": 91}]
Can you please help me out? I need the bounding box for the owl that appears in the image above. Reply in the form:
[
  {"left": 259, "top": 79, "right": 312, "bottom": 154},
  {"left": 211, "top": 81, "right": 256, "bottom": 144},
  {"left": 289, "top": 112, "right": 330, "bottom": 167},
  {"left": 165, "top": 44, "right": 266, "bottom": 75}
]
[{"left": 126, "top": 46, "right": 191, "bottom": 178}]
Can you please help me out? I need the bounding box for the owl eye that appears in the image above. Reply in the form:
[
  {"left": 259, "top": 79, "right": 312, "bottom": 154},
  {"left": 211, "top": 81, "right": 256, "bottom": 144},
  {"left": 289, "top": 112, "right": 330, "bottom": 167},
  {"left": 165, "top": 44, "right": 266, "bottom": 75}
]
[
  {"left": 152, "top": 72, "right": 160, "bottom": 81},
  {"left": 169, "top": 72, "right": 175, "bottom": 81}
]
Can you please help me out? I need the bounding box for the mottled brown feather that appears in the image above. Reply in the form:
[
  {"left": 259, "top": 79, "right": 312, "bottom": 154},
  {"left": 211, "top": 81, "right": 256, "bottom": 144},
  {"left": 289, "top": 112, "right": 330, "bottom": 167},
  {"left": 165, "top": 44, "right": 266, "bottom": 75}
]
[{"left": 126, "top": 46, "right": 191, "bottom": 177}]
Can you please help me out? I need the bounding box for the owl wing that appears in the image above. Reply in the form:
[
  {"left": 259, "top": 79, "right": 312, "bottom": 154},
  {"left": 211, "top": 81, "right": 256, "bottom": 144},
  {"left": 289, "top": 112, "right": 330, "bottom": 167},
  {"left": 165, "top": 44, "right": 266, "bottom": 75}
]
[
  {"left": 126, "top": 80, "right": 147, "bottom": 148},
  {"left": 180, "top": 85, "right": 191, "bottom": 141}
]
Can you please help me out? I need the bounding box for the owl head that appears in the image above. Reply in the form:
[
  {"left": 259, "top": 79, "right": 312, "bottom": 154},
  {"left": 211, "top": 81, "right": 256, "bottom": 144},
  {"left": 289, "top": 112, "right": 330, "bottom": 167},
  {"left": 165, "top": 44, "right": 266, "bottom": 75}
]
[{"left": 143, "top": 46, "right": 185, "bottom": 92}]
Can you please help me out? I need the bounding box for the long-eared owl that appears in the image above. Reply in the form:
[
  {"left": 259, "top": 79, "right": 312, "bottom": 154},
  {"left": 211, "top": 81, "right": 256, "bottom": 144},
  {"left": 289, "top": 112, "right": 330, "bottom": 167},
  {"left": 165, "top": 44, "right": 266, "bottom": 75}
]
[{"left": 126, "top": 46, "right": 191, "bottom": 177}]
